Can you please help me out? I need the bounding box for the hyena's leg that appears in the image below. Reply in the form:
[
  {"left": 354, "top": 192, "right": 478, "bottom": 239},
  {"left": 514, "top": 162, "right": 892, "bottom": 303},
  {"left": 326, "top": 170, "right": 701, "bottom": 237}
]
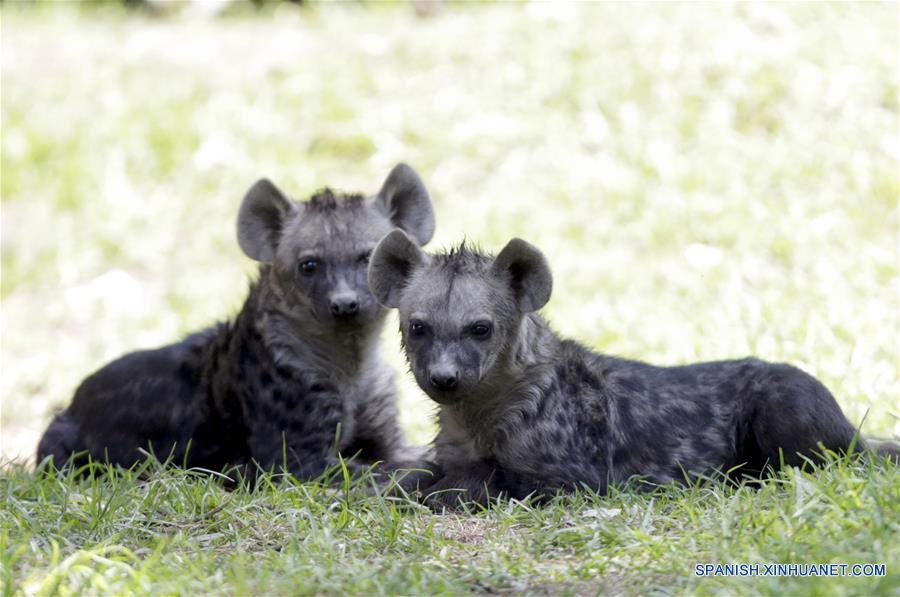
[
  {"left": 245, "top": 387, "right": 377, "bottom": 482},
  {"left": 422, "top": 460, "right": 499, "bottom": 511},
  {"left": 739, "top": 363, "right": 861, "bottom": 473},
  {"left": 422, "top": 460, "right": 556, "bottom": 511}
]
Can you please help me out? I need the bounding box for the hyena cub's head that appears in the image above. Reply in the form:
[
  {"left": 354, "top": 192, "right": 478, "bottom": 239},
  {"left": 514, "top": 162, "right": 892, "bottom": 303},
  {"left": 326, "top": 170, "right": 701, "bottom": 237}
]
[
  {"left": 369, "top": 231, "right": 552, "bottom": 404},
  {"left": 237, "top": 164, "right": 435, "bottom": 330}
]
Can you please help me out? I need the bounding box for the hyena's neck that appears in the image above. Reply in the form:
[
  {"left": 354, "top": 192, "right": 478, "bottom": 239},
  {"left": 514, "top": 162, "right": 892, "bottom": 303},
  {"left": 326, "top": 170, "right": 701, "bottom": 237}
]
[
  {"left": 241, "top": 272, "right": 383, "bottom": 377},
  {"left": 508, "top": 313, "right": 560, "bottom": 370}
]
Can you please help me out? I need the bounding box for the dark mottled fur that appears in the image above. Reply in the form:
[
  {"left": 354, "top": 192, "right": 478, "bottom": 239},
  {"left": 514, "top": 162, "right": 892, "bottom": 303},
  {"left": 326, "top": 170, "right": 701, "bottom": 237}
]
[
  {"left": 37, "top": 164, "right": 436, "bottom": 481},
  {"left": 369, "top": 232, "right": 895, "bottom": 509}
]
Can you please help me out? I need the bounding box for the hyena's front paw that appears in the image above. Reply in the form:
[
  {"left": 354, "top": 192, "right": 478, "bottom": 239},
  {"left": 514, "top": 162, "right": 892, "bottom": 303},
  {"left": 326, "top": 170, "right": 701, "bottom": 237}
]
[
  {"left": 422, "top": 476, "right": 490, "bottom": 512},
  {"left": 383, "top": 461, "right": 442, "bottom": 498},
  {"left": 422, "top": 488, "right": 469, "bottom": 512}
]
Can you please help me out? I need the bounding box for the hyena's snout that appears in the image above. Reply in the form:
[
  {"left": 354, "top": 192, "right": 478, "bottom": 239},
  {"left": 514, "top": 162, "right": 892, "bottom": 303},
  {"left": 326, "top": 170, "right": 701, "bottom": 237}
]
[
  {"left": 422, "top": 349, "right": 469, "bottom": 403},
  {"left": 428, "top": 364, "right": 459, "bottom": 391},
  {"left": 328, "top": 291, "right": 360, "bottom": 318}
]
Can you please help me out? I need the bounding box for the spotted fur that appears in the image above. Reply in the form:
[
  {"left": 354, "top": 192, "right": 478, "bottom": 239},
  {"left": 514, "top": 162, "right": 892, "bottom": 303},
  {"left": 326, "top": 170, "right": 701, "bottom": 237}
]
[
  {"left": 37, "top": 164, "right": 436, "bottom": 481},
  {"left": 369, "top": 232, "right": 886, "bottom": 509}
]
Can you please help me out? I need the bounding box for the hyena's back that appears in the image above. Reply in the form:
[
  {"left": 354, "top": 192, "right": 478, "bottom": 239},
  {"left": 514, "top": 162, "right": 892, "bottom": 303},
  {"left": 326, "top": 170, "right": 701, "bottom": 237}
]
[
  {"left": 37, "top": 327, "right": 240, "bottom": 469},
  {"left": 588, "top": 352, "right": 861, "bottom": 482}
]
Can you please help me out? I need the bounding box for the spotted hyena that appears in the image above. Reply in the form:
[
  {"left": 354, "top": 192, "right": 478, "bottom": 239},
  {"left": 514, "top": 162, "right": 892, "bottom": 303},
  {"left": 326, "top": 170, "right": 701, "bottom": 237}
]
[
  {"left": 368, "top": 230, "right": 894, "bottom": 509},
  {"left": 37, "top": 164, "right": 435, "bottom": 481}
]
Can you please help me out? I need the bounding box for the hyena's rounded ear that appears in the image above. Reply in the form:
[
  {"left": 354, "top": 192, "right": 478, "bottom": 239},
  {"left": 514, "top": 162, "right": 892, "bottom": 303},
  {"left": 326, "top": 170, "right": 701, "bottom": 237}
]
[
  {"left": 368, "top": 229, "right": 429, "bottom": 308},
  {"left": 491, "top": 238, "right": 553, "bottom": 313},
  {"left": 237, "top": 178, "right": 296, "bottom": 263},
  {"left": 376, "top": 163, "right": 436, "bottom": 246}
]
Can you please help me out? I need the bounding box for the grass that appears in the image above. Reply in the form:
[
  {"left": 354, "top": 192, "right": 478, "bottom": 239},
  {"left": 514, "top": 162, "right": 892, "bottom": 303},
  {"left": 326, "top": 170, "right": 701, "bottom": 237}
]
[
  {"left": 1, "top": 1, "right": 898, "bottom": 594},
  {"left": 3, "top": 455, "right": 898, "bottom": 595}
]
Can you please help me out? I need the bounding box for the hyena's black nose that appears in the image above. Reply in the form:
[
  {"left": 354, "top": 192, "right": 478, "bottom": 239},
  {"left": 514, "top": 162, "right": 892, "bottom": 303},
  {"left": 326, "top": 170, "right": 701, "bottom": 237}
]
[
  {"left": 330, "top": 295, "right": 359, "bottom": 317},
  {"left": 429, "top": 368, "right": 459, "bottom": 391}
]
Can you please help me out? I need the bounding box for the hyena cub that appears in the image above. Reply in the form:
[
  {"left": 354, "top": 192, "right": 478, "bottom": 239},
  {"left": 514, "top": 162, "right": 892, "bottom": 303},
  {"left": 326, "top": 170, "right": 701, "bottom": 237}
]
[
  {"left": 38, "top": 164, "right": 435, "bottom": 481},
  {"left": 369, "top": 230, "right": 886, "bottom": 509}
]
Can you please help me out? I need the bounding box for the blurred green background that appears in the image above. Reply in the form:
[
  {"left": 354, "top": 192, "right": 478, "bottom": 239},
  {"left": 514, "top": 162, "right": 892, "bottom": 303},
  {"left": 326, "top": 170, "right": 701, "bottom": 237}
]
[{"left": 1, "top": 1, "right": 898, "bottom": 463}]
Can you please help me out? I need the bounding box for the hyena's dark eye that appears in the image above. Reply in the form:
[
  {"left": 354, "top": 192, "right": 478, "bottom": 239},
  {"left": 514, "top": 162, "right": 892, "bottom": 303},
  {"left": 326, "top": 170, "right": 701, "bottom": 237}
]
[
  {"left": 358, "top": 250, "right": 373, "bottom": 265},
  {"left": 470, "top": 322, "right": 492, "bottom": 338},
  {"left": 409, "top": 321, "right": 427, "bottom": 338},
  {"left": 299, "top": 259, "right": 318, "bottom": 275}
]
